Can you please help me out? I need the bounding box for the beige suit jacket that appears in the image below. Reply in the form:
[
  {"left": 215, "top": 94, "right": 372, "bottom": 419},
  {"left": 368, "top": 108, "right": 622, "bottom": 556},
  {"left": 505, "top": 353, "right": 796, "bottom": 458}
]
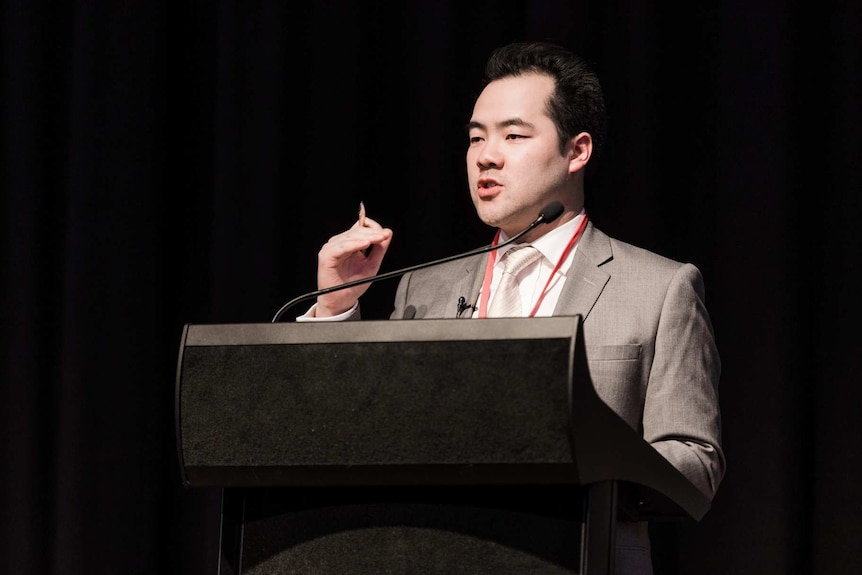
[{"left": 390, "top": 221, "right": 724, "bottom": 573}]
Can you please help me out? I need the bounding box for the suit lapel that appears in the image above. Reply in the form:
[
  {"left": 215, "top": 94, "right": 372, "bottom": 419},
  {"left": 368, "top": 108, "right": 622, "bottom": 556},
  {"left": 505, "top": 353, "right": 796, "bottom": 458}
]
[
  {"left": 455, "top": 253, "right": 490, "bottom": 318},
  {"left": 554, "top": 222, "right": 611, "bottom": 320}
]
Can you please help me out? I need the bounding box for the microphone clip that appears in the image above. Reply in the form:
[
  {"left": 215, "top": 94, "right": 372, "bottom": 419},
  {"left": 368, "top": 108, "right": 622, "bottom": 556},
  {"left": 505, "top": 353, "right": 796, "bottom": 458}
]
[{"left": 457, "top": 296, "right": 476, "bottom": 317}]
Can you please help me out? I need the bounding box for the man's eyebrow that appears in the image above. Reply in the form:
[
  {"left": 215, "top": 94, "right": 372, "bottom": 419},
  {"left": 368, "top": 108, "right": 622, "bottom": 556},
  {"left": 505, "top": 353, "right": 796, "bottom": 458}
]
[{"left": 466, "top": 118, "right": 533, "bottom": 132}]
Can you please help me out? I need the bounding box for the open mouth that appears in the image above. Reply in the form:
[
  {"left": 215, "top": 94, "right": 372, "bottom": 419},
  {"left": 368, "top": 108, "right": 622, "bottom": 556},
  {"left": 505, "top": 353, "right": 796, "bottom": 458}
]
[{"left": 477, "top": 178, "right": 501, "bottom": 197}]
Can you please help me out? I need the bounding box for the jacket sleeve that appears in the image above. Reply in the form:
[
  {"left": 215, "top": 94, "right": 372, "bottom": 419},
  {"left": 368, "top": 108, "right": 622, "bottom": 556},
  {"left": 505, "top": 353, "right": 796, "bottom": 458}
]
[{"left": 643, "top": 263, "right": 725, "bottom": 499}]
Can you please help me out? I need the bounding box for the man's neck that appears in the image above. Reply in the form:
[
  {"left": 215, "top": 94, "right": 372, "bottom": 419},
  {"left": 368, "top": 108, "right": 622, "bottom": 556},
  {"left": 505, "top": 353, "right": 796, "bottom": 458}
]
[{"left": 508, "top": 205, "right": 582, "bottom": 244}]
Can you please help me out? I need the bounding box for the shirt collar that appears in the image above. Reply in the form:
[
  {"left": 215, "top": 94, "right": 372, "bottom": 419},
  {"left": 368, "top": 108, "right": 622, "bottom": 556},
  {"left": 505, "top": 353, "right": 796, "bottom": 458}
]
[{"left": 497, "top": 208, "right": 586, "bottom": 272}]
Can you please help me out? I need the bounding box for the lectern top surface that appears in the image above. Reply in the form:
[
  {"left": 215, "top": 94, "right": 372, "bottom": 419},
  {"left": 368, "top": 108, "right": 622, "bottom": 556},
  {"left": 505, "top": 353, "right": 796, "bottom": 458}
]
[{"left": 184, "top": 316, "right": 582, "bottom": 346}]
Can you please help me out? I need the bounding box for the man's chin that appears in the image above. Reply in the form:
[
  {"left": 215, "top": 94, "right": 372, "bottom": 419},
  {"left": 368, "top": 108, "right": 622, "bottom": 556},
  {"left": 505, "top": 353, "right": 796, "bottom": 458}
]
[{"left": 476, "top": 212, "right": 502, "bottom": 230}]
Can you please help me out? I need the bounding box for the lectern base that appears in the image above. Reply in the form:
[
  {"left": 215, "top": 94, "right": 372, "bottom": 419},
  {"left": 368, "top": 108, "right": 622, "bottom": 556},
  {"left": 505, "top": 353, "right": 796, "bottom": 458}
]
[{"left": 219, "top": 486, "right": 583, "bottom": 575}]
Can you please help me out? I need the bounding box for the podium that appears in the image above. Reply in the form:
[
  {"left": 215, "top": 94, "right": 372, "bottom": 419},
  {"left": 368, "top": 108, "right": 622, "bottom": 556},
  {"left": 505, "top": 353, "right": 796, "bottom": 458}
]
[{"left": 175, "top": 316, "right": 709, "bottom": 574}]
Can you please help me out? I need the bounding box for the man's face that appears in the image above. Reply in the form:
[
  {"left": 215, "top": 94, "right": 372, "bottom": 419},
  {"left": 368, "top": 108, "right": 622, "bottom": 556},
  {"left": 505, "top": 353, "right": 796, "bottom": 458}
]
[{"left": 466, "top": 73, "right": 574, "bottom": 237}]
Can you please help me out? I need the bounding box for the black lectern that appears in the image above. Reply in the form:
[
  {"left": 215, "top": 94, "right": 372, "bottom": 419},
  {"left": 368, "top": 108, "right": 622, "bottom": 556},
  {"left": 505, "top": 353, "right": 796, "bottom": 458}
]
[{"left": 175, "top": 316, "right": 708, "bottom": 574}]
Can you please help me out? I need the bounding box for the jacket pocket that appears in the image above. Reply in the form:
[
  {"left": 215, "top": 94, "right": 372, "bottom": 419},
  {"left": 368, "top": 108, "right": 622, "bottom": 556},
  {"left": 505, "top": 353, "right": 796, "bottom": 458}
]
[
  {"left": 584, "top": 344, "right": 641, "bottom": 362},
  {"left": 583, "top": 345, "right": 644, "bottom": 429}
]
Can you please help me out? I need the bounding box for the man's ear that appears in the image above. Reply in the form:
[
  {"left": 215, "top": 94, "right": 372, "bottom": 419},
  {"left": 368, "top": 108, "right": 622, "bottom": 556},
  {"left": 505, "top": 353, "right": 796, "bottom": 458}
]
[{"left": 567, "top": 132, "right": 593, "bottom": 174}]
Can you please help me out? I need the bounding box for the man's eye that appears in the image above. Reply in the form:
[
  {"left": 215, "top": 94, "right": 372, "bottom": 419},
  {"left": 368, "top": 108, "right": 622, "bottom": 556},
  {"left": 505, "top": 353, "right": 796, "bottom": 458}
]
[
  {"left": 506, "top": 133, "right": 526, "bottom": 140},
  {"left": 469, "top": 136, "right": 483, "bottom": 144}
]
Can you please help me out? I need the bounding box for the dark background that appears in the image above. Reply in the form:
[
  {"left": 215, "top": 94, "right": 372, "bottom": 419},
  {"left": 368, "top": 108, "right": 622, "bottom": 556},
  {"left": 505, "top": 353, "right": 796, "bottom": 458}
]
[{"left": 2, "top": 1, "right": 860, "bottom": 573}]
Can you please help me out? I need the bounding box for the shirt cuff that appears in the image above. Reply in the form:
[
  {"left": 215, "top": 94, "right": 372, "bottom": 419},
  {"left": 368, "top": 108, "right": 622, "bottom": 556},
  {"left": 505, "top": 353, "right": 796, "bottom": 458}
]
[{"left": 295, "top": 302, "right": 359, "bottom": 322}]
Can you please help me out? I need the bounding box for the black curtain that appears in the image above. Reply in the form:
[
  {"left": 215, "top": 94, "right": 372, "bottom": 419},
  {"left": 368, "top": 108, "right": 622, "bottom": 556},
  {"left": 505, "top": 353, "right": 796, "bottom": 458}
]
[{"left": 2, "top": 1, "right": 859, "bottom": 573}]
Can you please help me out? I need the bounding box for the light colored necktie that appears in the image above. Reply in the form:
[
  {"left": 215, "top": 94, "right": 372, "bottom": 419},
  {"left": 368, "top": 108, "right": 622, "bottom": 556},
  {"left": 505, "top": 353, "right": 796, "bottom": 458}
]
[{"left": 487, "top": 245, "right": 541, "bottom": 317}]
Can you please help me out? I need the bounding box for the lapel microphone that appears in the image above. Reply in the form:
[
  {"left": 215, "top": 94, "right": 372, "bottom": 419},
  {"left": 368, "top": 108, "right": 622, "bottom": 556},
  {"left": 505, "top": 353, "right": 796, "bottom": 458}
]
[
  {"left": 457, "top": 296, "right": 476, "bottom": 317},
  {"left": 271, "top": 201, "right": 565, "bottom": 322}
]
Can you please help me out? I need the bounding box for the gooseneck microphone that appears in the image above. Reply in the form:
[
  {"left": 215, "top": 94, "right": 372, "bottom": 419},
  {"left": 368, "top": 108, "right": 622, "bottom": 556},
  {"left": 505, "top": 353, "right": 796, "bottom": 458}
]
[{"left": 271, "top": 201, "right": 565, "bottom": 322}]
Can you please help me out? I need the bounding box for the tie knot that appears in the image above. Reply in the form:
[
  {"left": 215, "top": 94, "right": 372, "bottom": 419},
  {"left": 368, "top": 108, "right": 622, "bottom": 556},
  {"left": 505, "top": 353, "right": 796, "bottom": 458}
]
[{"left": 500, "top": 245, "right": 541, "bottom": 276}]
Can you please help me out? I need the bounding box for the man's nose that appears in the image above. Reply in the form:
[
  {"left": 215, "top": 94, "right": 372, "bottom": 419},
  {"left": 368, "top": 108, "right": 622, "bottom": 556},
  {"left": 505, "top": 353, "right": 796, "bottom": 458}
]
[{"left": 476, "top": 139, "right": 502, "bottom": 168}]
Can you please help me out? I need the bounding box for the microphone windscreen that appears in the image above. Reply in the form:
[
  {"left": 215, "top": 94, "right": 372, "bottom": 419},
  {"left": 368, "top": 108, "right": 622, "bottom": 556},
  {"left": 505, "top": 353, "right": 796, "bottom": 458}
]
[{"left": 540, "top": 201, "right": 564, "bottom": 223}]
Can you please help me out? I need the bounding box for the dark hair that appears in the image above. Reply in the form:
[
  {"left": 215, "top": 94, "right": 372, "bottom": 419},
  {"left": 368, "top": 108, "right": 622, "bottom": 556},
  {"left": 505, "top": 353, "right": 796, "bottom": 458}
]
[{"left": 481, "top": 41, "right": 607, "bottom": 160}]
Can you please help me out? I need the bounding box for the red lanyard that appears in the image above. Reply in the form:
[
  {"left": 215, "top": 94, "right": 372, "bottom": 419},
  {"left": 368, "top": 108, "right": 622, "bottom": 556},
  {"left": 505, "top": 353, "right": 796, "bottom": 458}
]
[{"left": 477, "top": 212, "right": 589, "bottom": 318}]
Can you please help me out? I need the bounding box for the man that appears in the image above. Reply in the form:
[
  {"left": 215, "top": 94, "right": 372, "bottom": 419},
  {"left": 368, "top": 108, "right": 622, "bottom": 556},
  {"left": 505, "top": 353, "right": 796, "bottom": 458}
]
[{"left": 302, "top": 41, "right": 724, "bottom": 574}]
